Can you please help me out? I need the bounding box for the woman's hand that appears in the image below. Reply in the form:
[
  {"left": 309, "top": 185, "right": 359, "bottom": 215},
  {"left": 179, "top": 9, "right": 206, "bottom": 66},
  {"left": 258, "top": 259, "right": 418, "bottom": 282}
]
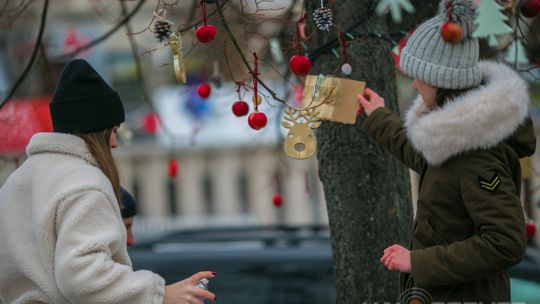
[
  {"left": 357, "top": 88, "right": 386, "bottom": 116},
  {"left": 164, "top": 271, "right": 216, "bottom": 304},
  {"left": 380, "top": 244, "right": 411, "bottom": 273}
]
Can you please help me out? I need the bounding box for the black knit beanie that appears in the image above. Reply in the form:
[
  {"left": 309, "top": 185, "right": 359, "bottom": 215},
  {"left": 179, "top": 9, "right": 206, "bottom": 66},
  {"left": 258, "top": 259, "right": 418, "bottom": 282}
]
[
  {"left": 50, "top": 59, "right": 125, "bottom": 133},
  {"left": 120, "top": 187, "right": 137, "bottom": 218}
]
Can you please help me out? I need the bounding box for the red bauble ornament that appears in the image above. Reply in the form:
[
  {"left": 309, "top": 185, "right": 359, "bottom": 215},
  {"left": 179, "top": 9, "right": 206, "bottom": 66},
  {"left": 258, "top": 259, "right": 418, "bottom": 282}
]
[
  {"left": 232, "top": 101, "right": 249, "bottom": 117},
  {"left": 521, "top": 0, "right": 540, "bottom": 18},
  {"left": 142, "top": 112, "right": 160, "bottom": 134},
  {"left": 441, "top": 21, "right": 463, "bottom": 44},
  {"left": 168, "top": 159, "right": 179, "bottom": 178},
  {"left": 196, "top": 25, "right": 217, "bottom": 43},
  {"left": 248, "top": 112, "right": 268, "bottom": 130},
  {"left": 272, "top": 194, "right": 283, "bottom": 207},
  {"left": 526, "top": 219, "right": 537, "bottom": 238},
  {"left": 289, "top": 55, "right": 312, "bottom": 76},
  {"left": 197, "top": 83, "right": 211, "bottom": 99}
]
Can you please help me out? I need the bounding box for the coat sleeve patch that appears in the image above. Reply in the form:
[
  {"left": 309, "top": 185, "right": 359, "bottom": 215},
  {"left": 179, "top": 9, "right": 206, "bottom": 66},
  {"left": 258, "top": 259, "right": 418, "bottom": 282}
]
[{"left": 478, "top": 173, "right": 501, "bottom": 192}]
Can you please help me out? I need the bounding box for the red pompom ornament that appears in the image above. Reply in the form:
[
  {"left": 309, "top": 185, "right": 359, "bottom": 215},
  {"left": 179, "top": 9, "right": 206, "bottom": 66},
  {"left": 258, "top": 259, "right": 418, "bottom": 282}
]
[
  {"left": 142, "top": 112, "right": 160, "bottom": 134},
  {"left": 521, "top": 0, "right": 540, "bottom": 18},
  {"left": 526, "top": 219, "right": 537, "bottom": 238},
  {"left": 289, "top": 55, "right": 312, "bottom": 76},
  {"left": 197, "top": 83, "right": 211, "bottom": 99},
  {"left": 196, "top": 25, "right": 217, "bottom": 43},
  {"left": 248, "top": 112, "right": 267, "bottom": 130},
  {"left": 168, "top": 159, "right": 179, "bottom": 178},
  {"left": 272, "top": 194, "right": 283, "bottom": 207},
  {"left": 441, "top": 21, "right": 463, "bottom": 43},
  {"left": 232, "top": 101, "right": 249, "bottom": 117}
]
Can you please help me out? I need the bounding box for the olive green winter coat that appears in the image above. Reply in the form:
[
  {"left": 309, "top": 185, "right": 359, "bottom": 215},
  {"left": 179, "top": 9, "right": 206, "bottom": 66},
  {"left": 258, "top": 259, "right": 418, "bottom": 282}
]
[{"left": 361, "top": 62, "right": 536, "bottom": 303}]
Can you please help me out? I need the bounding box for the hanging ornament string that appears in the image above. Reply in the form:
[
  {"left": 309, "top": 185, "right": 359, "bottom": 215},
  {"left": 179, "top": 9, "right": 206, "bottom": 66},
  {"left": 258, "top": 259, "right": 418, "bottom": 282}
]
[
  {"left": 296, "top": 14, "right": 307, "bottom": 54},
  {"left": 252, "top": 52, "right": 260, "bottom": 111},
  {"left": 236, "top": 81, "right": 243, "bottom": 100},
  {"left": 199, "top": 0, "right": 208, "bottom": 26},
  {"left": 338, "top": 31, "right": 352, "bottom": 75},
  {"left": 339, "top": 32, "right": 348, "bottom": 65}
]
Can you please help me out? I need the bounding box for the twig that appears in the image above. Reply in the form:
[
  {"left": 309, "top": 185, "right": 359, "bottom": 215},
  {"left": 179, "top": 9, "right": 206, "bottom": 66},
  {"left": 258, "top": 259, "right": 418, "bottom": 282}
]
[
  {"left": 119, "top": 1, "right": 179, "bottom": 141},
  {"left": 214, "top": 0, "right": 291, "bottom": 108},
  {"left": 0, "top": 0, "right": 49, "bottom": 110},
  {"left": 59, "top": 0, "right": 146, "bottom": 59}
]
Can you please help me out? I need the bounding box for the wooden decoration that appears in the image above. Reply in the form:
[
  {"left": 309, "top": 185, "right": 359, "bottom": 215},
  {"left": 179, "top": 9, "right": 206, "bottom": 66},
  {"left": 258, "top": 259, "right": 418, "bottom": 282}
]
[
  {"left": 282, "top": 107, "right": 321, "bottom": 159},
  {"left": 301, "top": 75, "right": 365, "bottom": 124}
]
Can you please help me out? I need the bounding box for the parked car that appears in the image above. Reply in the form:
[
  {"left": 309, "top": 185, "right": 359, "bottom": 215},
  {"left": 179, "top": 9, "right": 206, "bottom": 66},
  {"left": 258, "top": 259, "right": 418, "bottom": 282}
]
[
  {"left": 129, "top": 225, "right": 334, "bottom": 304},
  {"left": 129, "top": 225, "right": 540, "bottom": 303}
]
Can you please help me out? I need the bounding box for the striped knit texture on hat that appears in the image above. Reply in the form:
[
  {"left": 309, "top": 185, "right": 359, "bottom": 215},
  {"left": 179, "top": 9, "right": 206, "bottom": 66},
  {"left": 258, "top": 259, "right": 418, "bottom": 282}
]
[{"left": 399, "top": 0, "right": 481, "bottom": 89}]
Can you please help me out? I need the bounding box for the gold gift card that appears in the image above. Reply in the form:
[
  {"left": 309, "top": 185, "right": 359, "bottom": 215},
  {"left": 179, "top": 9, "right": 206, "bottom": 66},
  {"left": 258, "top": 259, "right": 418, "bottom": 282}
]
[{"left": 301, "top": 75, "right": 365, "bottom": 124}]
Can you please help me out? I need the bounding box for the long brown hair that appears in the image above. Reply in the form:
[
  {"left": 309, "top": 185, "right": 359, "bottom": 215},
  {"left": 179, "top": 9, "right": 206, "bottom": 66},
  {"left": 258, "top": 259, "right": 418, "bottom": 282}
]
[{"left": 77, "top": 128, "right": 123, "bottom": 209}]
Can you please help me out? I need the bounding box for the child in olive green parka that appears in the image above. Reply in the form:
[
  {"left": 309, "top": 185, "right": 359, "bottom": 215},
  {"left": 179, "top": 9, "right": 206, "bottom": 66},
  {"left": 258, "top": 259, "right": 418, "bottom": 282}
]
[{"left": 357, "top": 0, "right": 536, "bottom": 303}]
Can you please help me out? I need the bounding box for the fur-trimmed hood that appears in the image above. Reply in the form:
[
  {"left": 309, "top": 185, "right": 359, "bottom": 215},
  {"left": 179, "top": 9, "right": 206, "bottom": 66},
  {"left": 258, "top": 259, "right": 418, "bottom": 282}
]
[{"left": 405, "top": 61, "right": 534, "bottom": 166}]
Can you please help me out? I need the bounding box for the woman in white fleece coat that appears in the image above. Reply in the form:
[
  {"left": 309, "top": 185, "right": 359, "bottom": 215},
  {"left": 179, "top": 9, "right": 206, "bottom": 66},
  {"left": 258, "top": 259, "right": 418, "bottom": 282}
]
[{"left": 0, "top": 59, "right": 216, "bottom": 304}]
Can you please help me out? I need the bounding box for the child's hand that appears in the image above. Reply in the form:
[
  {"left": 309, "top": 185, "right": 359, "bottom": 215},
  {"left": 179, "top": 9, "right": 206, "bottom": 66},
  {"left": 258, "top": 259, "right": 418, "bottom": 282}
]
[
  {"left": 380, "top": 244, "right": 411, "bottom": 273},
  {"left": 357, "top": 88, "right": 386, "bottom": 116}
]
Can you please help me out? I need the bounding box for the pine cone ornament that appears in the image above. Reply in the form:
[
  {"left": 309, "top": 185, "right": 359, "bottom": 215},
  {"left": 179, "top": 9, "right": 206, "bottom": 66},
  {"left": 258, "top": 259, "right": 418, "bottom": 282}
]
[
  {"left": 154, "top": 20, "right": 172, "bottom": 43},
  {"left": 313, "top": 7, "right": 333, "bottom": 31}
]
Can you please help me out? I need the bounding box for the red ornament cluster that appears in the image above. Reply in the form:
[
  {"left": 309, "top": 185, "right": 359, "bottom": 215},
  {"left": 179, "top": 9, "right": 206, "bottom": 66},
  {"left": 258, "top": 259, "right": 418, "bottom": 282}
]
[
  {"left": 142, "top": 112, "right": 160, "bottom": 134},
  {"left": 272, "top": 194, "right": 283, "bottom": 207},
  {"left": 289, "top": 55, "right": 311, "bottom": 76},
  {"left": 521, "top": 0, "right": 540, "bottom": 18},
  {"left": 196, "top": 25, "right": 217, "bottom": 43},
  {"left": 197, "top": 83, "right": 211, "bottom": 99},
  {"left": 232, "top": 101, "right": 249, "bottom": 117},
  {"left": 168, "top": 159, "right": 179, "bottom": 178},
  {"left": 248, "top": 112, "right": 267, "bottom": 130}
]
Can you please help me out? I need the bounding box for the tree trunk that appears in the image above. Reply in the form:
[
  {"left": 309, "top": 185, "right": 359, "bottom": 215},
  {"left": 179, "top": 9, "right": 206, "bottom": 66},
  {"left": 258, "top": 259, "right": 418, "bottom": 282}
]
[{"left": 305, "top": 1, "right": 417, "bottom": 302}]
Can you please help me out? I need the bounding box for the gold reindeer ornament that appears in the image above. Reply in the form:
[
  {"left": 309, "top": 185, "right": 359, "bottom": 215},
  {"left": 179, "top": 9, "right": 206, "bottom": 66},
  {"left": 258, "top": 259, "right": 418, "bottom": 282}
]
[{"left": 282, "top": 107, "right": 321, "bottom": 159}]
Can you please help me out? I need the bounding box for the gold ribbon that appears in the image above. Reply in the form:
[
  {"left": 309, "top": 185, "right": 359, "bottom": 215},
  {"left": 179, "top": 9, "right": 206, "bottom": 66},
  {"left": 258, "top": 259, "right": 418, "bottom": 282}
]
[{"left": 169, "top": 32, "right": 186, "bottom": 84}]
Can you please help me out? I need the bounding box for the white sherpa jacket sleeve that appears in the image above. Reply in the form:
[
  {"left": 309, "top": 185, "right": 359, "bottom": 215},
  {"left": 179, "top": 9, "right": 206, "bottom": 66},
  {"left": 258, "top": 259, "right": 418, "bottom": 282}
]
[{"left": 54, "top": 189, "right": 165, "bottom": 303}]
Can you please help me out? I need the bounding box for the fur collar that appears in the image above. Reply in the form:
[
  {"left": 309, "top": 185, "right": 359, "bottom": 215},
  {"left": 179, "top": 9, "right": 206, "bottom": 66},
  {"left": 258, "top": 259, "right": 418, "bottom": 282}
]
[
  {"left": 26, "top": 132, "right": 98, "bottom": 166},
  {"left": 405, "top": 61, "right": 530, "bottom": 166}
]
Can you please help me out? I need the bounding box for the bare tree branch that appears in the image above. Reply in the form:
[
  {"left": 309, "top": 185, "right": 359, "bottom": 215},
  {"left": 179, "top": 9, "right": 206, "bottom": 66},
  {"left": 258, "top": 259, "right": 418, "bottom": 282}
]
[
  {"left": 214, "top": 0, "right": 292, "bottom": 108},
  {"left": 0, "top": 0, "right": 49, "bottom": 110},
  {"left": 59, "top": 0, "right": 146, "bottom": 59}
]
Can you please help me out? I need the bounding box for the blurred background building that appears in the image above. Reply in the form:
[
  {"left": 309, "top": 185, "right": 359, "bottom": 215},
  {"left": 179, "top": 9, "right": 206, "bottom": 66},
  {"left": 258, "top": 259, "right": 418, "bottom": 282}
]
[{"left": 0, "top": 0, "right": 539, "bottom": 246}]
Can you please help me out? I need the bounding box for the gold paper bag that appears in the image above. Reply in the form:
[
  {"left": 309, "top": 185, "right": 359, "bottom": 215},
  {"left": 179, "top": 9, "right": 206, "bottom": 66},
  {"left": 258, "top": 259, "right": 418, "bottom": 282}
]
[{"left": 301, "top": 75, "right": 365, "bottom": 124}]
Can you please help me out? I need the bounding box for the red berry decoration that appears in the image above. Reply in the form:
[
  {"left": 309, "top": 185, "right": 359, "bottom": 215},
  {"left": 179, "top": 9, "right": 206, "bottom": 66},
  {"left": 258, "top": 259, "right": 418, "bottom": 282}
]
[
  {"left": 197, "top": 83, "right": 211, "bottom": 99},
  {"left": 196, "top": 25, "right": 217, "bottom": 43},
  {"left": 248, "top": 112, "right": 267, "bottom": 130},
  {"left": 272, "top": 194, "right": 283, "bottom": 207},
  {"left": 142, "top": 112, "right": 160, "bottom": 134},
  {"left": 232, "top": 101, "right": 249, "bottom": 117},
  {"left": 168, "top": 159, "right": 179, "bottom": 178},
  {"left": 521, "top": 0, "right": 540, "bottom": 18},
  {"left": 526, "top": 219, "right": 537, "bottom": 238},
  {"left": 289, "top": 55, "right": 312, "bottom": 76},
  {"left": 441, "top": 21, "right": 463, "bottom": 44}
]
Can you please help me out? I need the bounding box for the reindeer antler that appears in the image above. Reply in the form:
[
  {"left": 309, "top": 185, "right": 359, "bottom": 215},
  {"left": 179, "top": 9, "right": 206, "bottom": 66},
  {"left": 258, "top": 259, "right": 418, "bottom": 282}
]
[
  {"left": 282, "top": 107, "right": 300, "bottom": 129},
  {"left": 301, "top": 108, "right": 321, "bottom": 129}
]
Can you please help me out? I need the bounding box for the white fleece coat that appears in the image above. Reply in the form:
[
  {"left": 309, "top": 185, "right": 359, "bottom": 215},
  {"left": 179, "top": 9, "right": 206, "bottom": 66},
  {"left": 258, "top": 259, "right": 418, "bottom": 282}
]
[{"left": 0, "top": 133, "right": 164, "bottom": 303}]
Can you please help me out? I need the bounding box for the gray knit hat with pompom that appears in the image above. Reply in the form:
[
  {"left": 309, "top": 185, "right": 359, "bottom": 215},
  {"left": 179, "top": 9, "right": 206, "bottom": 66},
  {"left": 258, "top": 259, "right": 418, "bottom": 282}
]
[{"left": 399, "top": 0, "right": 480, "bottom": 89}]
